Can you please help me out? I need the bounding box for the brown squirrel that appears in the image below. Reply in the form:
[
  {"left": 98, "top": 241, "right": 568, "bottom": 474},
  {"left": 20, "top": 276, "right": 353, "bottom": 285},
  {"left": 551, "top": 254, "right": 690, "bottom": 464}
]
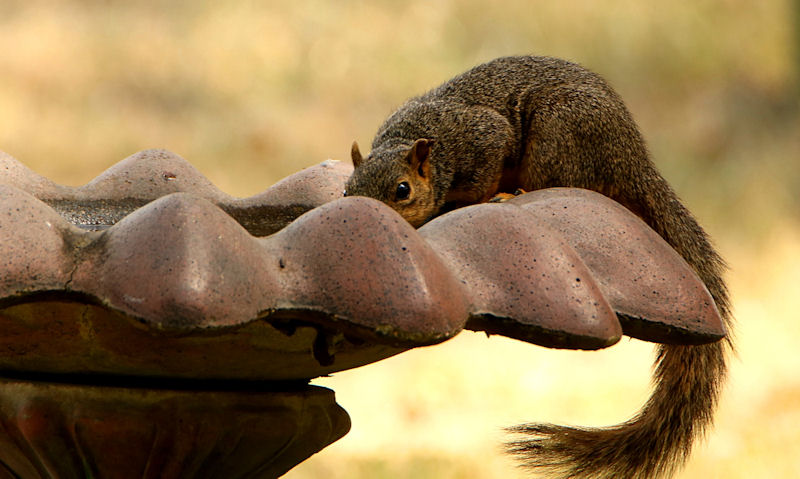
[{"left": 344, "top": 56, "right": 731, "bottom": 479}]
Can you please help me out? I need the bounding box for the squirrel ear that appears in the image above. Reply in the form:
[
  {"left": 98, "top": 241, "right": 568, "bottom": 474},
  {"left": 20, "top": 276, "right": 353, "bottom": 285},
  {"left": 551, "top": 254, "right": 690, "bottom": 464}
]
[
  {"left": 409, "top": 138, "right": 434, "bottom": 178},
  {"left": 351, "top": 141, "right": 364, "bottom": 168}
]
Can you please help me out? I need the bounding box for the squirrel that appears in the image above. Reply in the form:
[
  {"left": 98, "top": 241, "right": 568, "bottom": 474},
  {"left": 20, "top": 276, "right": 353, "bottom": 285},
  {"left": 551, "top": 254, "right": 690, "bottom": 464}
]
[{"left": 344, "top": 55, "right": 731, "bottom": 479}]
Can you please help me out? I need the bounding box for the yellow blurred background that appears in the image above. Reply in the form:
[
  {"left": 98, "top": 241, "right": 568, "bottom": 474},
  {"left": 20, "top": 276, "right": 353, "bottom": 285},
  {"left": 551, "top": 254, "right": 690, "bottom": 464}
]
[{"left": 2, "top": 1, "right": 798, "bottom": 477}]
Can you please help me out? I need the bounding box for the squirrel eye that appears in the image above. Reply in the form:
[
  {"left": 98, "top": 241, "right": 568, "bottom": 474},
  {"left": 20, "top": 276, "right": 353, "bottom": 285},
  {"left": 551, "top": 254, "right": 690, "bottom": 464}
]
[{"left": 395, "top": 181, "right": 411, "bottom": 200}]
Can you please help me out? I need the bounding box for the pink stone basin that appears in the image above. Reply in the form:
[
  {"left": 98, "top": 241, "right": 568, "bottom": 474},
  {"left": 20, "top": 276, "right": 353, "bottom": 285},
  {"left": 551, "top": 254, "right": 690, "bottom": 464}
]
[
  {"left": 0, "top": 149, "right": 725, "bottom": 383},
  {"left": 0, "top": 149, "right": 726, "bottom": 478}
]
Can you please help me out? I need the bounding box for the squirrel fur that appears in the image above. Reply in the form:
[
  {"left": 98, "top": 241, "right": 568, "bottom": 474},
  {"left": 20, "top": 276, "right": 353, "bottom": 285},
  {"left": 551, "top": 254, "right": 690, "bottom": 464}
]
[{"left": 344, "top": 55, "right": 731, "bottom": 479}]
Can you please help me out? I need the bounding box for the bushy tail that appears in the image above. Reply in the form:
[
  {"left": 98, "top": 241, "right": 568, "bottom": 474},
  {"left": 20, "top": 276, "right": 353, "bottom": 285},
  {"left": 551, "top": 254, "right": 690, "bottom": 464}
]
[
  {"left": 508, "top": 169, "right": 732, "bottom": 478},
  {"left": 507, "top": 340, "right": 728, "bottom": 478}
]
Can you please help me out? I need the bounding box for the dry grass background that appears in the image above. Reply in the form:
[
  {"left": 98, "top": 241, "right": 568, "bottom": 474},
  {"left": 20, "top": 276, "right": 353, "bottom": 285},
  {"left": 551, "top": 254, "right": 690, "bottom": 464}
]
[{"left": 1, "top": 1, "right": 799, "bottom": 477}]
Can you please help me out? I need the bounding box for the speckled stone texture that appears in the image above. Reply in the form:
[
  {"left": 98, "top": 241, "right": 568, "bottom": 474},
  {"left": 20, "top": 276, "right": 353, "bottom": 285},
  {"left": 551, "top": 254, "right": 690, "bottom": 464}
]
[
  {"left": 0, "top": 149, "right": 724, "bottom": 378},
  {"left": 0, "top": 149, "right": 726, "bottom": 477}
]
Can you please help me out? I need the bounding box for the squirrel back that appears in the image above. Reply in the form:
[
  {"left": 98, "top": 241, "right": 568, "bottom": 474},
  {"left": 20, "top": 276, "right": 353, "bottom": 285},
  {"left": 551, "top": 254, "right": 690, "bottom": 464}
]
[{"left": 345, "top": 55, "right": 731, "bottom": 479}]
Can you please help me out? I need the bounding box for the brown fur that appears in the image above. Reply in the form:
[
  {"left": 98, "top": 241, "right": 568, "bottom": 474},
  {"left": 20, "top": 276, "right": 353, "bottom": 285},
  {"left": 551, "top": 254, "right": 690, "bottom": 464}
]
[{"left": 344, "top": 55, "right": 731, "bottom": 478}]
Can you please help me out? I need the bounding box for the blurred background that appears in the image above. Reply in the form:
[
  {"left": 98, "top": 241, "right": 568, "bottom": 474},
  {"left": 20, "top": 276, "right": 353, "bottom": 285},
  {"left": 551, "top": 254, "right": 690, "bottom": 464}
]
[{"left": 1, "top": 1, "right": 798, "bottom": 477}]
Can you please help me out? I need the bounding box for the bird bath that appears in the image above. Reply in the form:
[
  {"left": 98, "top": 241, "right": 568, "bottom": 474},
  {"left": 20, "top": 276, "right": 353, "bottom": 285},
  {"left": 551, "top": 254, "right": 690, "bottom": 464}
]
[{"left": 0, "top": 149, "right": 724, "bottom": 477}]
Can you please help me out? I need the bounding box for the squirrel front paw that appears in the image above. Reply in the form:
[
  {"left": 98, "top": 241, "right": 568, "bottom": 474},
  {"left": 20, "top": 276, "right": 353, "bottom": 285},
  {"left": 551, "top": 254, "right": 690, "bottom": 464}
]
[{"left": 489, "top": 189, "right": 527, "bottom": 203}]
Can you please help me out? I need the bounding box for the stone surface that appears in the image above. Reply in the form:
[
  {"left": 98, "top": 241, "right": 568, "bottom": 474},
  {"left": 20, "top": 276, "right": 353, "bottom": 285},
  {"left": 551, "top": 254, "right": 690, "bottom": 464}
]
[
  {"left": 508, "top": 189, "right": 724, "bottom": 344},
  {"left": 0, "top": 149, "right": 728, "bottom": 478},
  {"left": 0, "top": 149, "right": 353, "bottom": 235},
  {"left": 420, "top": 203, "right": 622, "bottom": 349},
  {"left": 0, "top": 379, "right": 349, "bottom": 479},
  {"left": 0, "top": 150, "right": 726, "bottom": 384}
]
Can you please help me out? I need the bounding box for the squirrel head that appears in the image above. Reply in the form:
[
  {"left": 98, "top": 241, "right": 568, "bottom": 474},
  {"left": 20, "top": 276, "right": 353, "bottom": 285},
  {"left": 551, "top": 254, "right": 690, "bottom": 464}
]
[{"left": 344, "top": 138, "right": 438, "bottom": 227}]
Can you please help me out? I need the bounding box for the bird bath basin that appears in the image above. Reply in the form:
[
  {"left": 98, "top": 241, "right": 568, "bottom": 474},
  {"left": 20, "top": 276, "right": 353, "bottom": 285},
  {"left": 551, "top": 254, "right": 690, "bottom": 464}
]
[{"left": 0, "top": 149, "right": 724, "bottom": 478}]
